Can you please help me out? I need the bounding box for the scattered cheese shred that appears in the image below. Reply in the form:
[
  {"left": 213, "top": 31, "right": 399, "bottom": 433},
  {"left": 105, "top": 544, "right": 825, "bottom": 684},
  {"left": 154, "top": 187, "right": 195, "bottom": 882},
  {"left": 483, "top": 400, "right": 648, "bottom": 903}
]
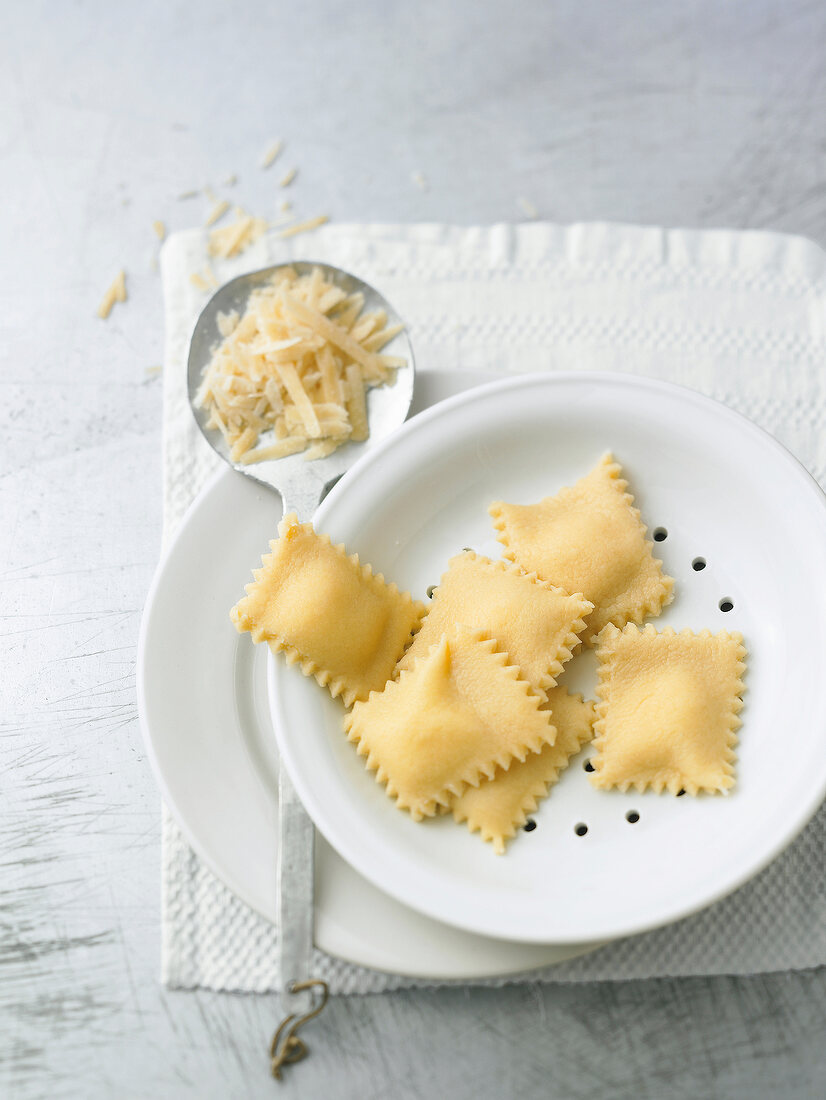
[
  {"left": 223, "top": 173, "right": 238, "bottom": 187},
  {"left": 279, "top": 167, "right": 297, "bottom": 187},
  {"left": 261, "top": 140, "right": 283, "bottom": 169},
  {"left": 190, "top": 266, "right": 218, "bottom": 293},
  {"left": 277, "top": 214, "right": 329, "bottom": 239},
  {"left": 97, "top": 270, "right": 127, "bottom": 319},
  {"left": 177, "top": 189, "right": 200, "bottom": 201},
  {"left": 205, "top": 199, "right": 230, "bottom": 227},
  {"left": 153, "top": 220, "right": 167, "bottom": 241},
  {"left": 208, "top": 208, "right": 269, "bottom": 258},
  {"left": 412, "top": 171, "right": 428, "bottom": 191},
  {"left": 517, "top": 196, "right": 539, "bottom": 219},
  {"left": 195, "top": 266, "right": 405, "bottom": 463}
]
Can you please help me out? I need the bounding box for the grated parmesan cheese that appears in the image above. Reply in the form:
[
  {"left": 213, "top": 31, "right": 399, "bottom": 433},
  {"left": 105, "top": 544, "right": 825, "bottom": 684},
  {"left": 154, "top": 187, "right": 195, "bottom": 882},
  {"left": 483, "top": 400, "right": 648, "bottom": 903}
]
[
  {"left": 261, "top": 140, "right": 283, "bottom": 169},
  {"left": 153, "top": 220, "right": 167, "bottom": 241},
  {"left": 277, "top": 214, "right": 329, "bottom": 239},
  {"left": 98, "top": 270, "right": 127, "bottom": 319},
  {"left": 190, "top": 265, "right": 218, "bottom": 293},
  {"left": 205, "top": 199, "right": 230, "bottom": 227},
  {"left": 195, "top": 267, "right": 405, "bottom": 464},
  {"left": 208, "top": 208, "right": 270, "bottom": 258},
  {"left": 517, "top": 196, "right": 539, "bottom": 219},
  {"left": 279, "top": 167, "right": 297, "bottom": 187}
]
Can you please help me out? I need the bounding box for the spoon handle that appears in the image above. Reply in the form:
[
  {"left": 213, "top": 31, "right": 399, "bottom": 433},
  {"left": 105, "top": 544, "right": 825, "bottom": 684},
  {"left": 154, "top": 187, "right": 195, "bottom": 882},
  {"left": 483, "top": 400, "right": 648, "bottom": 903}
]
[
  {"left": 276, "top": 767, "right": 316, "bottom": 1015},
  {"left": 275, "top": 492, "right": 325, "bottom": 1016}
]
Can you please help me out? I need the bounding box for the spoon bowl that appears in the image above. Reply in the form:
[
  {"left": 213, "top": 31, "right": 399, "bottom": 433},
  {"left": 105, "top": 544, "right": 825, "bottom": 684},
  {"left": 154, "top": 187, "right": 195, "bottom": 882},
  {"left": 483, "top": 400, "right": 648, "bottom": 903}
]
[{"left": 187, "top": 260, "right": 416, "bottom": 517}]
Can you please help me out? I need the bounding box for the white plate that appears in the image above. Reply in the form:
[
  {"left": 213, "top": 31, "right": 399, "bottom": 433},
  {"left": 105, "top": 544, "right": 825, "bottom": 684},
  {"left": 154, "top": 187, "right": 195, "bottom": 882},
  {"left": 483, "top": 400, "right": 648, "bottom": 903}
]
[
  {"left": 138, "top": 370, "right": 600, "bottom": 979},
  {"left": 271, "top": 371, "right": 826, "bottom": 945}
]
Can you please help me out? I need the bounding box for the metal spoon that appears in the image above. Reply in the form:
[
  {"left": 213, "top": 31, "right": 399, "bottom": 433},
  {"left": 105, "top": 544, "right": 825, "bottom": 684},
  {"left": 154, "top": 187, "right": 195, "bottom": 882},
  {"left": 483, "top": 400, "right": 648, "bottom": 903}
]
[
  {"left": 187, "top": 261, "right": 415, "bottom": 1020},
  {"left": 188, "top": 260, "right": 415, "bottom": 519}
]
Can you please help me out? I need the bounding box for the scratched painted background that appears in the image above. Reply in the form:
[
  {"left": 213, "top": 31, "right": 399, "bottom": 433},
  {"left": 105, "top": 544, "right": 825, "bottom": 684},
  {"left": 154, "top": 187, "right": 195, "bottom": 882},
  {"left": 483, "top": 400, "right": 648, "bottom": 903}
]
[{"left": 3, "top": 1, "right": 826, "bottom": 1097}]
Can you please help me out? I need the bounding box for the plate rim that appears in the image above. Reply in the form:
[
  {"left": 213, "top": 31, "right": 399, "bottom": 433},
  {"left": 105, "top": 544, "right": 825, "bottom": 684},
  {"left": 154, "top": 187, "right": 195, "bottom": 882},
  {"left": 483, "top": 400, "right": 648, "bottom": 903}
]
[
  {"left": 273, "top": 369, "right": 826, "bottom": 945},
  {"left": 136, "top": 469, "right": 266, "bottom": 911}
]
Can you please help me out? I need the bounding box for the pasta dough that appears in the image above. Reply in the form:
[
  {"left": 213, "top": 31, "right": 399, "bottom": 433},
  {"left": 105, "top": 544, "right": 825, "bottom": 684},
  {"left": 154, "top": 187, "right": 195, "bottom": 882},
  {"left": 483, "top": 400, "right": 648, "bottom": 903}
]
[
  {"left": 451, "top": 686, "right": 596, "bottom": 853},
  {"left": 231, "top": 513, "right": 424, "bottom": 705},
  {"left": 397, "top": 552, "right": 592, "bottom": 700},
  {"left": 490, "top": 454, "right": 674, "bottom": 643},
  {"left": 590, "top": 624, "right": 746, "bottom": 795},
  {"left": 344, "top": 627, "right": 556, "bottom": 820}
]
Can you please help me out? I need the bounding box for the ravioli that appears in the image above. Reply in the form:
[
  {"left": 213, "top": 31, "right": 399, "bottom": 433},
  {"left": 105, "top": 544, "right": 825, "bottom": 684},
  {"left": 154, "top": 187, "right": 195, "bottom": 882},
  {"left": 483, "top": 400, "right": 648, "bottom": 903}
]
[
  {"left": 397, "top": 551, "right": 592, "bottom": 700},
  {"left": 589, "top": 624, "right": 747, "bottom": 795},
  {"left": 231, "top": 513, "right": 425, "bottom": 705},
  {"left": 344, "top": 627, "right": 556, "bottom": 820},
  {"left": 490, "top": 454, "right": 674, "bottom": 643},
  {"left": 451, "top": 686, "right": 595, "bottom": 853}
]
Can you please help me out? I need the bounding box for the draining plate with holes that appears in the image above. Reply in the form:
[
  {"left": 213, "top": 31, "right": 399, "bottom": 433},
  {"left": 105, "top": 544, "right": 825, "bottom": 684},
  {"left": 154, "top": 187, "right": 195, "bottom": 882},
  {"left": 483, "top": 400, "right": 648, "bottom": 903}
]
[{"left": 270, "top": 372, "right": 826, "bottom": 945}]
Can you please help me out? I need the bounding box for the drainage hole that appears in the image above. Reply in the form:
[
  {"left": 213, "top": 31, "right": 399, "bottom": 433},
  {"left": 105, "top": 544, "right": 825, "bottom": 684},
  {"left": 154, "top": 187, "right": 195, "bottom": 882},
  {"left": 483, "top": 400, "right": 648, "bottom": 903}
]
[
  {"left": 719, "top": 598, "right": 734, "bottom": 613},
  {"left": 426, "top": 585, "right": 438, "bottom": 598},
  {"left": 574, "top": 822, "right": 588, "bottom": 837},
  {"left": 653, "top": 527, "right": 668, "bottom": 542},
  {"left": 625, "top": 810, "right": 640, "bottom": 824},
  {"left": 523, "top": 819, "right": 537, "bottom": 833},
  {"left": 677, "top": 788, "right": 686, "bottom": 797},
  {"left": 692, "top": 557, "right": 706, "bottom": 571},
  {"left": 583, "top": 760, "right": 595, "bottom": 773}
]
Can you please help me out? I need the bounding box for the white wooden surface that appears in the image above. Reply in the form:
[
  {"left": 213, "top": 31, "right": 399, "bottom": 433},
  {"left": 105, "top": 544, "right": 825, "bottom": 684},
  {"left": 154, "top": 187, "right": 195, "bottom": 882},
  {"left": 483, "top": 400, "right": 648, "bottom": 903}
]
[{"left": 3, "top": 1, "right": 826, "bottom": 1096}]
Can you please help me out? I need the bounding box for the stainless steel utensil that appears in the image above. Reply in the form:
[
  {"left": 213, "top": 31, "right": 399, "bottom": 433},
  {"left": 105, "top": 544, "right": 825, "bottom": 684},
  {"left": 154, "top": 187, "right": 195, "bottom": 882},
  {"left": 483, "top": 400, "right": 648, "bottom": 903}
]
[
  {"left": 188, "top": 261, "right": 416, "bottom": 520},
  {"left": 187, "top": 261, "right": 415, "bottom": 1016}
]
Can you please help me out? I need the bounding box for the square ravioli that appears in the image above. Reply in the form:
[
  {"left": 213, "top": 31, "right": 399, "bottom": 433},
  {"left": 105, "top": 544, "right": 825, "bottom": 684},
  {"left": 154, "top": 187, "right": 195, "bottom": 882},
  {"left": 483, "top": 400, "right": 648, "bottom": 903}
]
[
  {"left": 490, "top": 454, "right": 674, "bottom": 643},
  {"left": 590, "top": 624, "right": 747, "bottom": 795},
  {"left": 451, "top": 686, "right": 595, "bottom": 853},
  {"left": 231, "top": 513, "right": 425, "bottom": 706},
  {"left": 396, "top": 552, "right": 592, "bottom": 700},
  {"left": 344, "top": 627, "right": 555, "bottom": 820}
]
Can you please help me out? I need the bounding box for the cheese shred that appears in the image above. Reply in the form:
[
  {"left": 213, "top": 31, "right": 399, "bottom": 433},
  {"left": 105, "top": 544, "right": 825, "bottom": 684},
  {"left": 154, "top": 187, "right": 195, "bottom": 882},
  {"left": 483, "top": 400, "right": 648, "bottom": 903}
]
[
  {"left": 190, "top": 265, "right": 218, "bottom": 293},
  {"left": 277, "top": 214, "right": 329, "bottom": 239},
  {"left": 205, "top": 199, "right": 231, "bottom": 227},
  {"left": 195, "top": 267, "right": 405, "bottom": 463},
  {"left": 261, "top": 140, "right": 283, "bottom": 169},
  {"left": 98, "top": 270, "right": 127, "bottom": 319},
  {"left": 208, "top": 208, "right": 270, "bottom": 259}
]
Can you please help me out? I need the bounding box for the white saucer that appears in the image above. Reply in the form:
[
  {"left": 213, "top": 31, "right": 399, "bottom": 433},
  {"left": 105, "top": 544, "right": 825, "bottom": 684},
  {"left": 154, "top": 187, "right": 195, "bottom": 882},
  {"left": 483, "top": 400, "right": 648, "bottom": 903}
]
[
  {"left": 271, "top": 372, "right": 826, "bottom": 944},
  {"left": 138, "top": 370, "right": 601, "bottom": 979}
]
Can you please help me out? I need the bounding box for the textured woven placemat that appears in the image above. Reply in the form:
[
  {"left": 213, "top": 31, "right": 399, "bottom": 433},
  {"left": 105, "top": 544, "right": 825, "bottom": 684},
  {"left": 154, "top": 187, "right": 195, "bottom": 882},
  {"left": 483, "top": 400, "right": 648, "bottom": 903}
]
[{"left": 161, "top": 221, "right": 826, "bottom": 992}]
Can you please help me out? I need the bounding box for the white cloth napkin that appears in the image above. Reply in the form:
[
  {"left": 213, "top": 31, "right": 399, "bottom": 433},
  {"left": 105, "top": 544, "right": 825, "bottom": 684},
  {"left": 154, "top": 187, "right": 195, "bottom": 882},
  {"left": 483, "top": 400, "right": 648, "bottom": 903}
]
[{"left": 160, "top": 221, "right": 826, "bottom": 993}]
